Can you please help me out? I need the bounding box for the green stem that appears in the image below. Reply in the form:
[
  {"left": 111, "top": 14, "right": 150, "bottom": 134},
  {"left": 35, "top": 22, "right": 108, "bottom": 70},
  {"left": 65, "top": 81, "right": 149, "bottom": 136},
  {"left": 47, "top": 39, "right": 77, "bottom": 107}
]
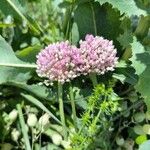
[
  {"left": 17, "top": 104, "right": 32, "bottom": 150},
  {"left": 89, "top": 73, "right": 98, "bottom": 87},
  {"left": 69, "top": 82, "right": 77, "bottom": 131},
  {"left": 90, "top": 2, "right": 97, "bottom": 35},
  {"left": 0, "top": 63, "right": 37, "bottom": 68},
  {"left": 94, "top": 109, "right": 101, "bottom": 124},
  {"left": 58, "top": 82, "right": 67, "bottom": 140},
  {"left": 31, "top": 128, "right": 34, "bottom": 150}
]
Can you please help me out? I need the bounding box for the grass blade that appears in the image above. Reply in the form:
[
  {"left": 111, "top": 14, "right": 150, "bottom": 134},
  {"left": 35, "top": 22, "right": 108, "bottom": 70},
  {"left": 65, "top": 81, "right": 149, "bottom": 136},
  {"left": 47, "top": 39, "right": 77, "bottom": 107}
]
[{"left": 20, "top": 93, "right": 61, "bottom": 124}]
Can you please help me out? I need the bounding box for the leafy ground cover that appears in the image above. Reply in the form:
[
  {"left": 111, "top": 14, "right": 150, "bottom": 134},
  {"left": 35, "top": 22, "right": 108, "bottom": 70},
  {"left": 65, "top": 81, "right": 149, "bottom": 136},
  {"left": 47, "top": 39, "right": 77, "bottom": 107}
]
[{"left": 0, "top": 0, "right": 150, "bottom": 150}]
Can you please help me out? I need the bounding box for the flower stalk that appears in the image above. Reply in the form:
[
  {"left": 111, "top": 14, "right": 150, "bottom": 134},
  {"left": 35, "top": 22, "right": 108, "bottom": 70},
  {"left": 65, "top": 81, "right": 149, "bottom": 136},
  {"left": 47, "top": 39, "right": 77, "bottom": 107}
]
[
  {"left": 89, "top": 73, "right": 98, "bottom": 87},
  {"left": 58, "top": 82, "right": 67, "bottom": 140},
  {"left": 69, "top": 82, "right": 77, "bottom": 131}
]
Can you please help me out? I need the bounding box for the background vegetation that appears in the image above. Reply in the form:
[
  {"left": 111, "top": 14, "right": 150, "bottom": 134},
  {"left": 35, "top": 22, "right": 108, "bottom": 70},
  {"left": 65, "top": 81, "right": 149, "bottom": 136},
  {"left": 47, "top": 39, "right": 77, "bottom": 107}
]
[{"left": 0, "top": 0, "right": 150, "bottom": 149}]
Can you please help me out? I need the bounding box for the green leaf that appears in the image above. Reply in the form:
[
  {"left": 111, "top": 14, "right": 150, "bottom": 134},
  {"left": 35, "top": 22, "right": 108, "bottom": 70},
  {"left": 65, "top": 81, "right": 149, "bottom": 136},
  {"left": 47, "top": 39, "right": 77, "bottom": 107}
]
[
  {"left": 117, "top": 31, "right": 133, "bottom": 49},
  {"left": 6, "top": 82, "right": 56, "bottom": 101},
  {"left": 0, "top": 35, "right": 35, "bottom": 84},
  {"left": 135, "top": 16, "right": 150, "bottom": 39},
  {"left": 75, "top": 0, "right": 94, "bottom": 5},
  {"left": 96, "top": 0, "right": 147, "bottom": 16},
  {"left": 130, "top": 37, "right": 146, "bottom": 75},
  {"left": 0, "top": 35, "right": 36, "bottom": 68},
  {"left": 0, "top": 68, "right": 31, "bottom": 84},
  {"left": 20, "top": 93, "right": 61, "bottom": 124},
  {"left": 73, "top": 87, "right": 88, "bottom": 109},
  {"left": 134, "top": 125, "right": 145, "bottom": 135},
  {"left": 134, "top": 112, "right": 145, "bottom": 123},
  {"left": 135, "top": 135, "right": 147, "bottom": 145},
  {"left": 130, "top": 37, "right": 150, "bottom": 111},
  {"left": 59, "top": 1, "right": 72, "bottom": 8},
  {"left": 0, "top": 0, "right": 42, "bottom": 35},
  {"left": 0, "top": 36, "right": 55, "bottom": 101},
  {"left": 116, "top": 137, "right": 125, "bottom": 146},
  {"left": 0, "top": 35, "right": 23, "bottom": 64},
  {"left": 139, "top": 140, "right": 150, "bottom": 150},
  {"left": 136, "top": 65, "right": 150, "bottom": 111},
  {"left": 113, "top": 67, "right": 138, "bottom": 85},
  {"left": 74, "top": 2, "right": 121, "bottom": 41},
  {"left": 71, "top": 23, "right": 79, "bottom": 45},
  {"left": 16, "top": 44, "right": 42, "bottom": 63}
]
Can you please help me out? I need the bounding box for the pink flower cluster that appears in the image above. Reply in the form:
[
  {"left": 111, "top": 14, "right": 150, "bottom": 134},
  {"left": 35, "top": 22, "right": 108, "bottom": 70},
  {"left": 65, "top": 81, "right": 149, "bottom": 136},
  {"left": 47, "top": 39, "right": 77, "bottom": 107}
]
[
  {"left": 78, "top": 34, "right": 118, "bottom": 75},
  {"left": 36, "top": 34, "right": 118, "bottom": 83},
  {"left": 36, "top": 41, "right": 80, "bottom": 83}
]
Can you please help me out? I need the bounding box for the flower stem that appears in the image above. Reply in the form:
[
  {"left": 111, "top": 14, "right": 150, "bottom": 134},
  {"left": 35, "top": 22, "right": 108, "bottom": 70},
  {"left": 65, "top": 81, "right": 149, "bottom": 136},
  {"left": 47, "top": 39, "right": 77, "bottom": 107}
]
[
  {"left": 58, "top": 82, "right": 67, "bottom": 140},
  {"left": 89, "top": 73, "right": 98, "bottom": 87},
  {"left": 69, "top": 82, "right": 77, "bottom": 131},
  {"left": 17, "top": 104, "right": 32, "bottom": 150}
]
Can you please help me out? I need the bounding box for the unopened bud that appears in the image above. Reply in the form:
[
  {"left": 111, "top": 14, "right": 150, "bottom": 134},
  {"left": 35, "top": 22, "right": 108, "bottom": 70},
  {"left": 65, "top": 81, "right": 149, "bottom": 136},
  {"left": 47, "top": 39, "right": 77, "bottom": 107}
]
[
  {"left": 27, "top": 113, "right": 37, "bottom": 127},
  {"left": 51, "top": 133, "right": 62, "bottom": 145},
  {"left": 39, "top": 113, "right": 50, "bottom": 127},
  {"left": 9, "top": 109, "right": 18, "bottom": 121},
  {"left": 11, "top": 128, "right": 20, "bottom": 141}
]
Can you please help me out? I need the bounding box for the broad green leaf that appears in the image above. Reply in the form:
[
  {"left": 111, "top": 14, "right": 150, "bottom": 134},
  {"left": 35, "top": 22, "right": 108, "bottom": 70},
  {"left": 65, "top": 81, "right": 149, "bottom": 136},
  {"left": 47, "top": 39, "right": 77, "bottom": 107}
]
[
  {"left": 96, "top": 0, "right": 147, "bottom": 16},
  {"left": 135, "top": 16, "right": 150, "bottom": 39},
  {"left": 0, "top": 35, "right": 34, "bottom": 84},
  {"left": 0, "top": 68, "right": 31, "bottom": 84},
  {"left": 0, "top": 36, "right": 54, "bottom": 101},
  {"left": 113, "top": 67, "right": 138, "bottom": 85},
  {"left": 139, "top": 140, "right": 150, "bottom": 150},
  {"left": 16, "top": 44, "right": 42, "bottom": 63},
  {"left": 130, "top": 37, "right": 146, "bottom": 75},
  {"left": 74, "top": 2, "right": 121, "bottom": 41},
  {"left": 130, "top": 37, "right": 150, "bottom": 111},
  {"left": 20, "top": 93, "right": 61, "bottom": 124},
  {"left": 73, "top": 87, "right": 88, "bottom": 109},
  {"left": 0, "top": 35, "right": 36, "bottom": 68},
  {"left": 116, "top": 61, "right": 127, "bottom": 68},
  {"left": 0, "top": 35, "right": 23, "bottom": 64},
  {"left": 136, "top": 65, "right": 150, "bottom": 111},
  {"left": 117, "top": 31, "right": 133, "bottom": 49}
]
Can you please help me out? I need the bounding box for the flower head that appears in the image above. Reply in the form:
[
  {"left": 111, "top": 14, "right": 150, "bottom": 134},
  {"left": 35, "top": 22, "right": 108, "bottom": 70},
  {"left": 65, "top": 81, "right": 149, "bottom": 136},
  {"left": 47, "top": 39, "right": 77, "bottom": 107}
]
[
  {"left": 36, "top": 41, "right": 80, "bottom": 84},
  {"left": 78, "top": 34, "right": 118, "bottom": 75},
  {"left": 36, "top": 35, "right": 118, "bottom": 83}
]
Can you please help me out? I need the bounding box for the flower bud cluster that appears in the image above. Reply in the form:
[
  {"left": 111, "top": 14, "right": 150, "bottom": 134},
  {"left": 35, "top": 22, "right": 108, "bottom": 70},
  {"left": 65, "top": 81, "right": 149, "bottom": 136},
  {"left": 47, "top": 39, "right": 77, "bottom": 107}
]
[
  {"left": 36, "top": 34, "right": 118, "bottom": 83},
  {"left": 78, "top": 34, "right": 118, "bottom": 75},
  {"left": 36, "top": 41, "right": 80, "bottom": 83}
]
